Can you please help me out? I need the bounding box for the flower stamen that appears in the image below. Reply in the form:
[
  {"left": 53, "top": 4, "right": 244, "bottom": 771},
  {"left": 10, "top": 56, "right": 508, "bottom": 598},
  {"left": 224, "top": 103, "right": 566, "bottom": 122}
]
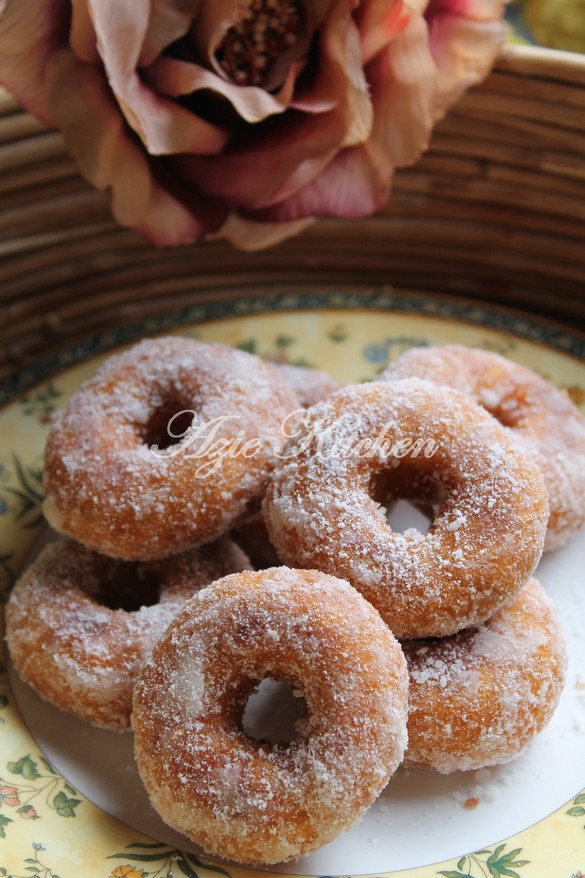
[{"left": 216, "top": 0, "right": 303, "bottom": 87}]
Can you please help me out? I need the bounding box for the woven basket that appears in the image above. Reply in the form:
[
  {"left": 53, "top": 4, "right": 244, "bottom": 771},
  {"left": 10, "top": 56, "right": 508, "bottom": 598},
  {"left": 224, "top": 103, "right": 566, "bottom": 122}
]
[{"left": 1, "top": 43, "right": 585, "bottom": 381}]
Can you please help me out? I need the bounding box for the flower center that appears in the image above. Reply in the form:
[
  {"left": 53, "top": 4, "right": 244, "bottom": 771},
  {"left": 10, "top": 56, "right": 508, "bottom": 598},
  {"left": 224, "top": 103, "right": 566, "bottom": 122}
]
[{"left": 216, "top": 0, "right": 304, "bottom": 87}]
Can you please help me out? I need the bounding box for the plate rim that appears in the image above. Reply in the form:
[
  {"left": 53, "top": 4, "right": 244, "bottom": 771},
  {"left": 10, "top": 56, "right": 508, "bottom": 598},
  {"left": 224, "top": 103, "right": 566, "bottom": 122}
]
[{"left": 3, "top": 285, "right": 585, "bottom": 407}]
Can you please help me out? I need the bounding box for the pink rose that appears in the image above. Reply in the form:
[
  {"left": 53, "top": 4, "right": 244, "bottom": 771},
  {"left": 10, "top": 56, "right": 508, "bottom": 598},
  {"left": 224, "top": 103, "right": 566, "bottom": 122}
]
[{"left": 0, "top": 0, "right": 504, "bottom": 250}]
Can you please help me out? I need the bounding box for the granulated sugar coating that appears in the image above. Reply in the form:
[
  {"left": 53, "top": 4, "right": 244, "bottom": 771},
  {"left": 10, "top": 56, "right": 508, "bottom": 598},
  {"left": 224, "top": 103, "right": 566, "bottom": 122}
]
[
  {"left": 402, "top": 577, "right": 567, "bottom": 773},
  {"left": 263, "top": 379, "right": 549, "bottom": 639},
  {"left": 5, "top": 537, "right": 250, "bottom": 731},
  {"left": 43, "top": 337, "right": 299, "bottom": 560},
  {"left": 382, "top": 344, "right": 585, "bottom": 551},
  {"left": 132, "top": 568, "right": 409, "bottom": 865}
]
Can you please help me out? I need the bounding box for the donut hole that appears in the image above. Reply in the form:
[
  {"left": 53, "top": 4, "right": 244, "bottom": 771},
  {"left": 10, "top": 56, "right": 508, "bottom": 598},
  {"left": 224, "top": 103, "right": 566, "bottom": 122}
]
[
  {"left": 370, "top": 465, "right": 440, "bottom": 536},
  {"left": 141, "top": 400, "right": 198, "bottom": 451},
  {"left": 94, "top": 562, "right": 162, "bottom": 612},
  {"left": 241, "top": 678, "right": 308, "bottom": 746},
  {"left": 477, "top": 387, "right": 524, "bottom": 429},
  {"left": 385, "top": 499, "right": 432, "bottom": 535}
]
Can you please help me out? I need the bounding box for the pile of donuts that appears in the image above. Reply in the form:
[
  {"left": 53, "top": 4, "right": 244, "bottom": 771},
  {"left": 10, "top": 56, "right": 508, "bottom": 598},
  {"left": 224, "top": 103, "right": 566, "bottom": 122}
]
[{"left": 6, "top": 337, "right": 585, "bottom": 866}]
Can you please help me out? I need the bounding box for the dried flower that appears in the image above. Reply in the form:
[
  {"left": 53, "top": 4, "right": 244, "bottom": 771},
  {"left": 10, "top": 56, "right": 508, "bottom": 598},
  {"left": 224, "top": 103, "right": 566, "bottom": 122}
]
[{"left": 0, "top": 0, "right": 505, "bottom": 250}]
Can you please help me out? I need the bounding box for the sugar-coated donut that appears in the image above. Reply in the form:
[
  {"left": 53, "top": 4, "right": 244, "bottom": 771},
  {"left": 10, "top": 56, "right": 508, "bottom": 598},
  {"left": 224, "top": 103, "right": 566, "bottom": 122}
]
[
  {"left": 402, "top": 577, "right": 567, "bottom": 773},
  {"left": 5, "top": 537, "right": 250, "bottom": 731},
  {"left": 43, "top": 337, "right": 298, "bottom": 560},
  {"left": 132, "top": 567, "right": 409, "bottom": 865},
  {"left": 263, "top": 379, "right": 549, "bottom": 639},
  {"left": 229, "top": 360, "right": 342, "bottom": 569},
  {"left": 273, "top": 362, "right": 342, "bottom": 408},
  {"left": 382, "top": 344, "right": 585, "bottom": 551}
]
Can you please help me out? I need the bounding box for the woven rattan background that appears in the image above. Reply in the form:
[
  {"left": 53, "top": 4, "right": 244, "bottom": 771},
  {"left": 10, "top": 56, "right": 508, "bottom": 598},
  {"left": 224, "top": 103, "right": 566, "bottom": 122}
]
[{"left": 1, "top": 44, "right": 585, "bottom": 381}]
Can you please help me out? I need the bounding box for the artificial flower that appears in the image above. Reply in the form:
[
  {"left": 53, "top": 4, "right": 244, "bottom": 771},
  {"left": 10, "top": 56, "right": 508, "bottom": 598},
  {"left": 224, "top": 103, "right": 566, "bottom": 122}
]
[{"left": 0, "top": 0, "right": 505, "bottom": 250}]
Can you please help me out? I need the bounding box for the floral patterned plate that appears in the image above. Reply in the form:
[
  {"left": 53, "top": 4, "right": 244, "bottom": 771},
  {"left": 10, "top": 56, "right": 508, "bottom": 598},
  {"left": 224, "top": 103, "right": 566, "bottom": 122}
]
[{"left": 1, "top": 288, "right": 584, "bottom": 878}]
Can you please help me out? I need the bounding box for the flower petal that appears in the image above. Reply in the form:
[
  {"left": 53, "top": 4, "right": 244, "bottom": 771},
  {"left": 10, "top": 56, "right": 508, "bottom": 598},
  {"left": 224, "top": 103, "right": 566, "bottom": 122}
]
[
  {"left": 293, "top": 0, "right": 372, "bottom": 147},
  {"left": 87, "top": 0, "right": 229, "bottom": 155},
  {"left": 214, "top": 212, "right": 314, "bottom": 251},
  {"left": 366, "top": 12, "right": 436, "bottom": 168},
  {"left": 427, "top": 0, "right": 503, "bottom": 21},
  {"left": 144, "top": 55, "right": 304, "bottom": 124},
  {"left": 425, "top": 0, "right": 506, "bottom": 120},
  {"left": 70, "top": 0, "right": 100, "bottom": 63},
  {"left": 176, "top": 107, "right": 348, "bottom": 209},
  {"left": 0, "top": 0, "right": 67, "bottom": 124},
  {"left": 44, "top": 48, "right": 227, "bottom": 245},
  {"left": 247, "top": 143, "right": 394, "bottom": 221},
  {"left": 355, "top": 0, "right": 411, "bottom": 64},
  {"left": 139, "top": 0, "right": 201, "bottom": 67},
  {"left": 264, "top": 147, "right": 339, "bottom": 207},
  {"left": 187, "top": 0, "right": 243, "bottom": 73}
]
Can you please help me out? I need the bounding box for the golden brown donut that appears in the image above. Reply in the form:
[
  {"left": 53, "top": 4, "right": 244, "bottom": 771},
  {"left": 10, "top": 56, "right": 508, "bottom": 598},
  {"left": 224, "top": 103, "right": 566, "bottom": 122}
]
[
  {"left": 229, "top": 359, "right": 342, "bottom": 568},
  {"left": 132, "top": 567, "right": 409, "bottom": 865},
  {"left": 263, "top": 379, "right": 549, "bottom": 639},
  {"left": 402, "top": 577, "right": 567, "bottom": 773},
  {"left": 43, "top": 337, "right": 298, "bottom": 560},
  {"left": 5, "top": 537, "right": 250, "bottom": 731},
  {"left": 382, "top": 344, "right": 585, "bottom": 551}
]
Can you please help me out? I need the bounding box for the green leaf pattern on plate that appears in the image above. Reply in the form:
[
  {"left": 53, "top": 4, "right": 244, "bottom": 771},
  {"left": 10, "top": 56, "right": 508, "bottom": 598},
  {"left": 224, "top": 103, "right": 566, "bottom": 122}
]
[
  {"left": 0, "top": 454, "right": 44, "bottom": 534},
  {"left": 438, "top": 844, "right": 529, "bottom": 877},
  {"left": 19, "top": 383, "right": 62, "bottom": 426},
  {"left": 0, "top": 842, "right": 59, "bottom": 877},
  {"left": 567, "top": 793, "right": 585, "bottom": 823},
  {"left": 0, "top": 754, "right": 81, "bottom": 838},
  {"left": 106, "top": 842, "right": 232, "bottom": 878},
  {"left": 235, "top": 333, "right": 315, "bottom": 368}
]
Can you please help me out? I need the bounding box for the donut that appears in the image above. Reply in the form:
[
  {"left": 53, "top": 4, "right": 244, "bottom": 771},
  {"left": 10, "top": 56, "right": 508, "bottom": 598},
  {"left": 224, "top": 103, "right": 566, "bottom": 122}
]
[
  {"left": 228, "top": 362, "right": 342, "bottom": 567},
  {"left": 263, "top": 379, "right": 549, "bottom": 639},
  {"left": 402, "top": 577, "right": 567, "bottom": 773},
  {"left": 272, "top": 362, "right": 342, "bottom": 408},
  {"left": 43, "top": 337, "right": 298, "bottom": 560},
  {"left": 132, "top": 567, "right": 409, "bottom": 865},
  {"left": 5, "top": 537, "right": 251, "bottom": 731},
  {"left": 382, "top": 344, "right": 585, "bottom": 551}
]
